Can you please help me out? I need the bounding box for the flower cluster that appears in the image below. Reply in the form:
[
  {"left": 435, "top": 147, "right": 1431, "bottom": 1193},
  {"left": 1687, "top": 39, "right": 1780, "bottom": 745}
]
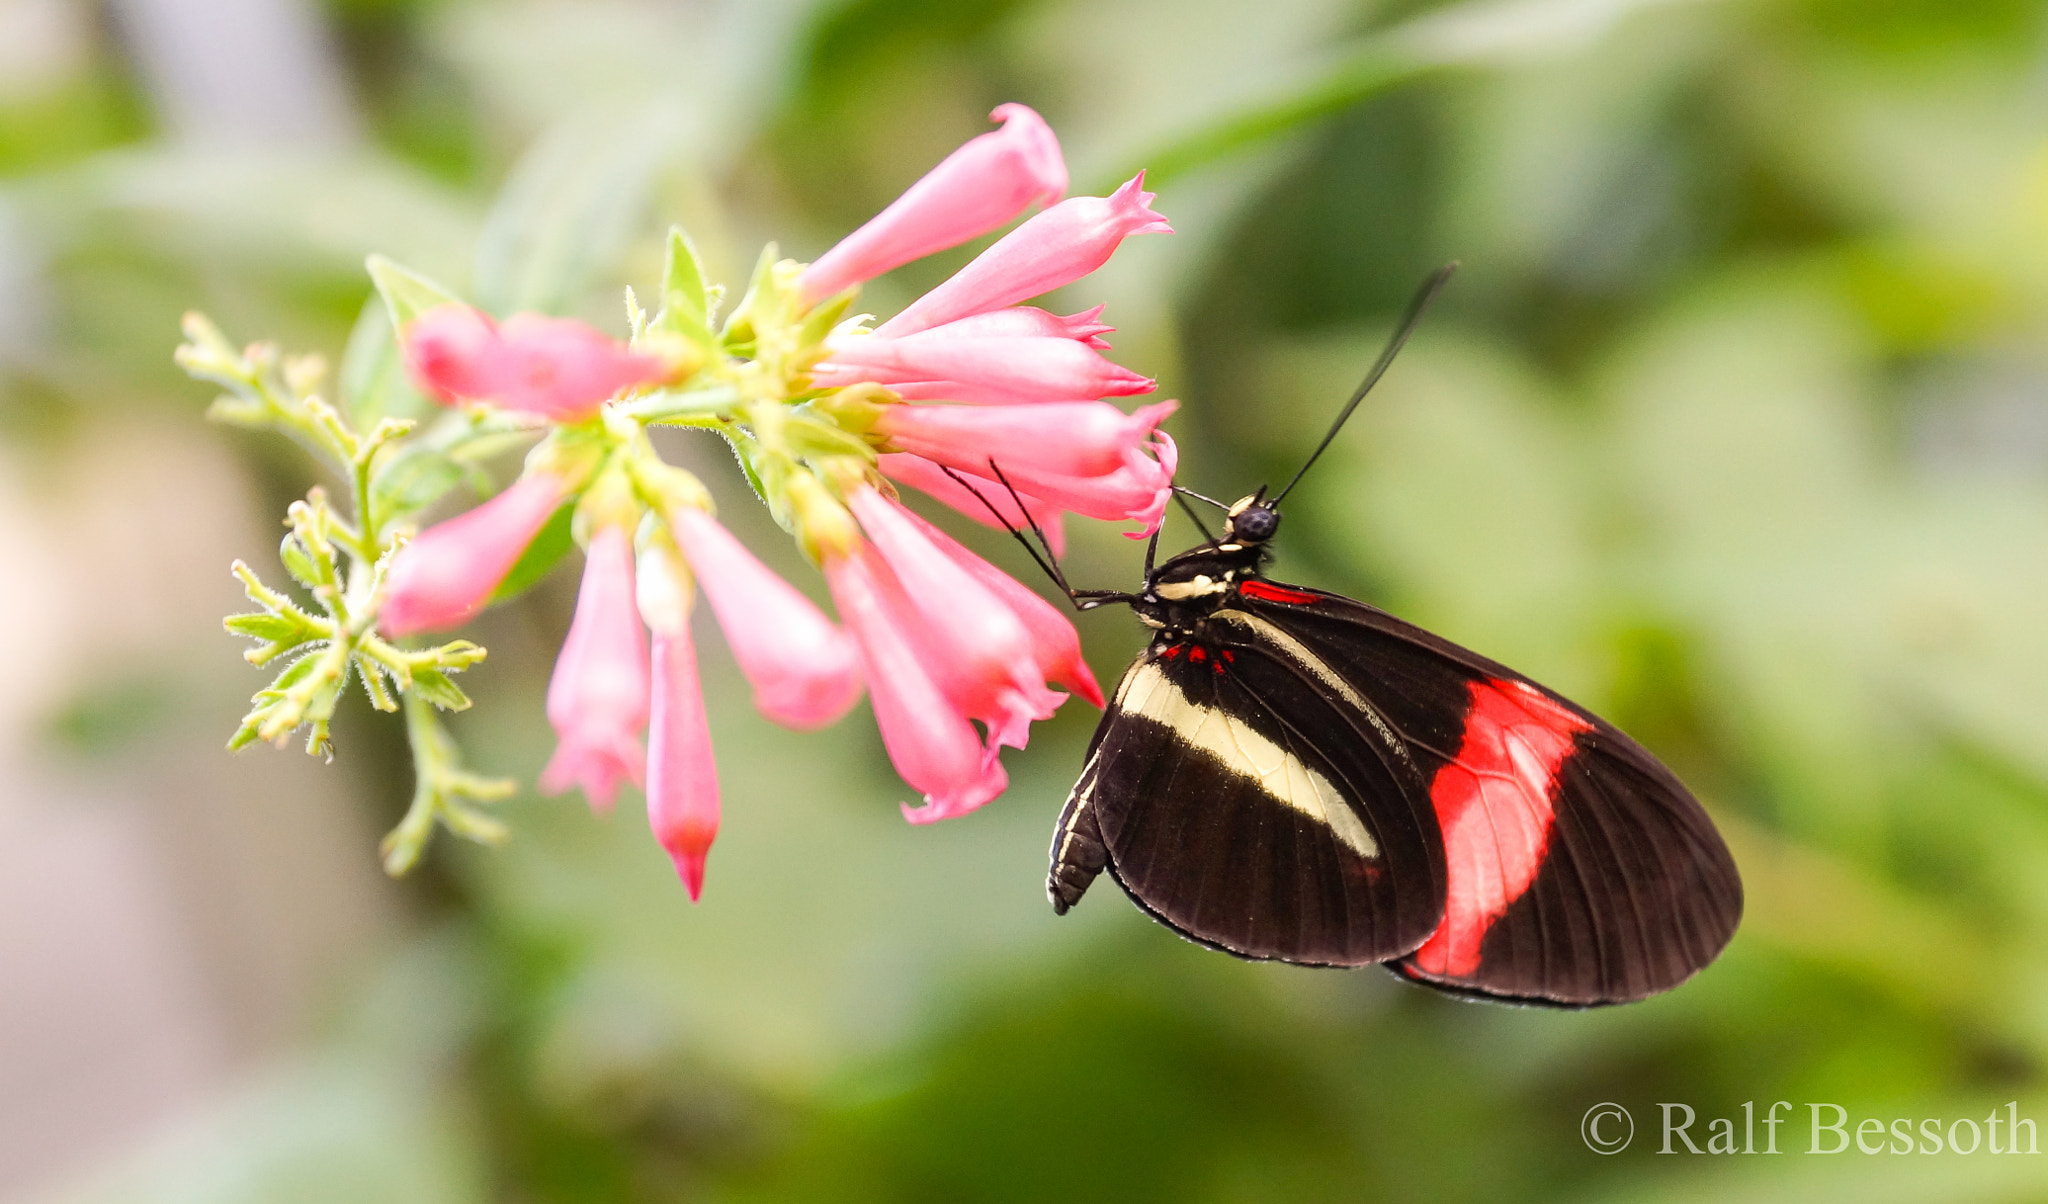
[{"left": 187, "top": 104, "right": 1176, "bottom": 895}]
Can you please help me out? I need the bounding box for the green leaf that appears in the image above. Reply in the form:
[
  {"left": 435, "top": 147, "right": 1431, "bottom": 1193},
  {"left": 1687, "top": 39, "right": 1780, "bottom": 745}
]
[
  {"left": 720, "top": 243, "right": 780, "bottom": 355},
  {"left": 230, "top": 647, "right": 326, "bottom": 750},
  {"left": 658, "top": 226, "right": 709, "bottom": 329},
  {"left": 280, "top": 534, "right": 322, "bottom": 590},
  {"left": 410, "top": 666, "right": 473, "bottom": 712},
  {"left": 794, "top": 288, "right": 855, "bottom": 351},
  {"left": 367, "top": 254, "right": 465, "bottom": 330},
  {"left": 1093, "top": 45, "right": 1420, "bottom": 192},
  {"left": 473, "top": 109, "right": 682, "bottom": 316},
  {"left": 338, "top": 293, "right": 433, "bottom": 430},
  {"left": 225, "top": 611, "right": 308, "bottom": 643},
  {"left": 1087, "top": 0, "right": 1713, "bottom": 194},
  {"left": 372, "top": 444, "right": 467, "bottom": 522},
  {"left": 264, "top": 647, "right": 325, "bottom": 694},
  {"left": 488, "top": 502, "right": 574, "bottom": 605},
  {"left": 782, "top": 415, "right": 872, "bottom": 459}
]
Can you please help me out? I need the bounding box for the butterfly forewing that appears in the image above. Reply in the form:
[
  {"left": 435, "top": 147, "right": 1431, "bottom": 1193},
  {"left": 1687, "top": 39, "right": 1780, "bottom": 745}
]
[
  {"left": 1225, "top": 581, "right": 1742, "bottom": 1005},
  {"left": 1050, "top": 632, "right": 1448, "bottom": 966}
]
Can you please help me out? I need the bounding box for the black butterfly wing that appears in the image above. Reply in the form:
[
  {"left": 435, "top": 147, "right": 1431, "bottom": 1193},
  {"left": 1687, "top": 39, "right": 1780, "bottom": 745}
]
[
  {"left": 1048, "top": 634, "right": 1448, "bottom": 966},
  {"left": 1222, "top": 579, "right": 1743, "bottom": 1006}
]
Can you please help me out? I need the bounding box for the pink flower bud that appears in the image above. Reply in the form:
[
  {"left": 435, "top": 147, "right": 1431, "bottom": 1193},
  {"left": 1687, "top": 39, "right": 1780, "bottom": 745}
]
[
  {"left": 874, "top": 173, "right": 1171, "bottom": 338},
  {"left": 538, "top": 526, "right": 649, "bottom": 810},
  {"left": 847, "top": 486, "right": 1065, "bottom": 754},
  {"left": 875, "top": 399, "right": 1178, "bottom": 478},
  {"left": 403, "top": 305, "right": 673, "bottom": 422},
  {"left": 647, "top": 627, "right": 717, "bottom": 899},
  {"left": 381, "top": 472, "right": 571, "bottom": 637},
  {"left": 812, "top": 332, "right": 1153, "bottom": 406},
  {"left": 823, "top": 545, "right": 1008, "bottom": 823},
  {"left": 666, "top": 506, "right": 862, "bottom": 730},
  {"left": 895, "top": 506, "right": 1102, "bottom": 708},
  {"left": 797, "top": 104, "right": 1067, "bottom": 302},
  {"left": 878, "top": 453, "right": 1066, "bottom": 558},
  {"left": 637, "top": 546, "right": 718, "bottom": 901}
]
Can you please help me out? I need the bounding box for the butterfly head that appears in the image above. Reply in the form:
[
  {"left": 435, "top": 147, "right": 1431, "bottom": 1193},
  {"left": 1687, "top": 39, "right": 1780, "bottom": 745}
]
[
  {"left": 1223, "top": 493, "right": 1281, "bottom": 547},
  {"left": 1132, "top": 492, "right": 1281, "bottom": 633}
]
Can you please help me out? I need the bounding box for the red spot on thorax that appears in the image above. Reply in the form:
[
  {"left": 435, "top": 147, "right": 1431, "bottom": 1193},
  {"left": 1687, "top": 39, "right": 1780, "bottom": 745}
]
[
  {"left": 1159, "top": 644, "right": 1183, "bottom": 659},
  {"left": 1410, "top": 678, "right": 1591, "bottom": 979},
  {"left": 1238, "top": 580, "right": 1321, "bottom": 605},
  {"left": 1189, "top": 645, "right": 1208, "bottom": 662}
]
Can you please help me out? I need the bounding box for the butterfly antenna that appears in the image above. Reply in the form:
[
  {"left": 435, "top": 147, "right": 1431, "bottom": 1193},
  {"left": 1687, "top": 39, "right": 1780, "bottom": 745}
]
[
  {"left": 1271, "top": 262, "right": 1457, "bottom": 505},
  {"left": 937, "top": 462, "right": 1073, "bottom": 596},
  {"left": 981, "top": 459, "right": 1081, "bottom": 592}
]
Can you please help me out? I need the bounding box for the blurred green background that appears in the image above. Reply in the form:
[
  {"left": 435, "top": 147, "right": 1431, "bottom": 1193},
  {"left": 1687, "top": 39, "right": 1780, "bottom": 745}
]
[{"left": 4, "top": 0, "right": 2048, "bottom": 1200}]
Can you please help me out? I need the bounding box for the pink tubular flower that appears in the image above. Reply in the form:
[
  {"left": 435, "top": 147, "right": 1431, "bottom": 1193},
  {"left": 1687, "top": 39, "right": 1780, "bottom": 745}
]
[
  {"left": 403, "top": 305, "right": 673, "bottom": 422},
  {"left": 876, "top": 399, "right": 1178, "bottom": 478},
  {"left": 382, "top": 471, "right": 570, "bottom": 637},
  {"left": 823, "top": 544, "right": 1007, "bottom": 823},
  {"left": 915, "top": 304, "right": 1112, "bottom": 349},
  {"left": 665, "top": 506, "right": 862, "bottom": 730},
  {"left": 638, "top": 544, "right": 718, "bottom": 900},
  {"left": 812, "top": 332, "right": 1153, "bottom": 406},
  {"left": 538, "top": 526, "right": 650, "bottom": 810},
  {"left": 874, "top": 173, "right": 1172, "bottom": 338},
  {"left": 796, "top": 104, "right": 1066, "bottom": 302},
  {"left": 896, "top": 506, "right": 1102, "bottom": 708},
  {"left": 976, "top": 432, "right": 1179, "bottom": 537},
  {"left": 846, "top": 486, "right": 1064, "bottom": 756},
  {"left": 878, "top": 453, "right": 1066, "bottom": 558},
  {"left": 879, "top": 421, "right": 1177, "bottom": 539}
]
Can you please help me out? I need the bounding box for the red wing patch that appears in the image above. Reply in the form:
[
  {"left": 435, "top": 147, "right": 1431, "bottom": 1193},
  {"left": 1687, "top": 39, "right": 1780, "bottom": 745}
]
[
  {"left": 1409, "top": 679, "right": 1590, "bottom": 977},
  {"left": 1238, "top": 580, "right": 1321, "bottom": 605}
]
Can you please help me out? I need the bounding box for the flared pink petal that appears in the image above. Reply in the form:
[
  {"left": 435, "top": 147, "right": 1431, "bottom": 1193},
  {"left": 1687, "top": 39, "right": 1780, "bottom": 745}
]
[
  {"left": 823, "top": 546, "right": 1007, "bottom": 821},
  {"left": 875, "top": 174, "right": 1171, "bottom": 338},
  {"left": 958, "top": 432, "right": 1178, "bottom": 538},
  {"left": 798, "top": 103, "right": 1067, "bottom": 301},
  {"left": 846, "top": 485, "right": 1056, "bottom": 742},
  {"left": 538, "top": 526, "right": 649, "bottom": 810},
  {"left": 896, "top": 507, "right": 1102, "bottom": 708}
]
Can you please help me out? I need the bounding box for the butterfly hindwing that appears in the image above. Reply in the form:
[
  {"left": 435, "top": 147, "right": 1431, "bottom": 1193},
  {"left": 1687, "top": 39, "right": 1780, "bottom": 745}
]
[
  {"left": 1226, "top": 580, "right": 1743, "bottom": 1005},
  {"left": 1050, "top": 635, "right": 1447, "bottom": 966}
]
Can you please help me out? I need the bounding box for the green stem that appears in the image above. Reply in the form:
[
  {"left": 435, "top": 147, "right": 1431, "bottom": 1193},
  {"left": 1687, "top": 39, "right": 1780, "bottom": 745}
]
[
  {"left": 614, "top": 384, "right": 741, "bottom": 424},
  {"left": 381, "top": 693, "right": 514, "bottom": 876}
]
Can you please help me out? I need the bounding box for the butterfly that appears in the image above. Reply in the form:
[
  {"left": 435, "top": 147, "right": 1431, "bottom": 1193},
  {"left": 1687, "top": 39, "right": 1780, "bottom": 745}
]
[{"left": 1034, "top": 266, "right": 1742, "bottom": 1006}]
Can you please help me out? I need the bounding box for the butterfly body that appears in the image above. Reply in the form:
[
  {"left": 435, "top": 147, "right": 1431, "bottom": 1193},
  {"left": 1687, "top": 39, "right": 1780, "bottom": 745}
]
[{"left": 1049, "top": 498, "right": 1742, "bottom": 1006}]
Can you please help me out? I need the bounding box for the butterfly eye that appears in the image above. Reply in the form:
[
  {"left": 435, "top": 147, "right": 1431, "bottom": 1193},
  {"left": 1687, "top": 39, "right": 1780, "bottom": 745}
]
[{"left": 1232, "top": 506, "right": 1280, "bottom": 542}]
